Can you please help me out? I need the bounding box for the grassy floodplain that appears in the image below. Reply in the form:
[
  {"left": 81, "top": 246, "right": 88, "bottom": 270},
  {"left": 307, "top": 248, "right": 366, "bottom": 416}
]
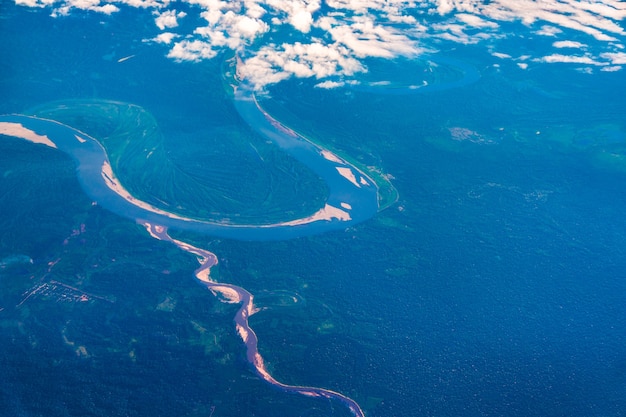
[{"left": 26, "top": 98, "right": 329, "bottom": 225}]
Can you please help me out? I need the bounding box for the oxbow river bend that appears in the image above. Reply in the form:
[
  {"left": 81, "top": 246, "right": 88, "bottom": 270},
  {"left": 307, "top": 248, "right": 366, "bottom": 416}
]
[{"left": 0, "top": 84, "right": 378, "bottom": 417}]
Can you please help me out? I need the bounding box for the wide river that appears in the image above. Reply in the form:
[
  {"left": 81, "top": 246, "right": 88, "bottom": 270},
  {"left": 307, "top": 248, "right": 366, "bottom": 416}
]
[{"left": 0, "top": 84, "right": 376, "bottom": 416}]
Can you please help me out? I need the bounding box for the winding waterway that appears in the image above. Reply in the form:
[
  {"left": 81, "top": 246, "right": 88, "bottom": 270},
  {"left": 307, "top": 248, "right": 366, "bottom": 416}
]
[
  {"left": 143, "top": 222, "right": 366, "bottom": 417},
  {"left": 0, "top": 84, "right": 373, "bottom": 416}
]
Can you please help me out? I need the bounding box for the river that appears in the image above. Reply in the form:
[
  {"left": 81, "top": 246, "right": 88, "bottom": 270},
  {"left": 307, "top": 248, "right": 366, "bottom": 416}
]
[{"left": 0, "top": 83, "right": 374, "bottom": 416}]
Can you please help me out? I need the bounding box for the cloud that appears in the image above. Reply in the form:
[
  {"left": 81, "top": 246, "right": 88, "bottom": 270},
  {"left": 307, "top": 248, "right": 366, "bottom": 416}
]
[
  {"left": 536, "top": 25, "right": 562, "bottom": 37},
  {"left": 291, "top": 9, "right": 314, "bottom": 33},
  {"left": 319, "top": 16, "right": 421, "bottom": 58},
  {"left": 191, "top": 6, "right": 269, "bottom": 52},
  {"left": 167, "top": 40, "right": 218, "bottom": 61},
  {"left": 553, "top": 40, "right": 586, "bottom": 49},
  {"left": 601, "top": 51, "right": 626, "bottom": 64},
  {"left": 19, "top": 0, "right": 167, "bottom": 13},
  {"left": 14, "top": 0, "right": 626, "bottom": 88},
  {"left": 237, "top": 42, "right": 364, "bottom": 89},
  {"left": 14, "top": 0, "right": 46, "bottom": 7},
  {"left": 539, "top": 53, "right": 602, "bottom": 65},
  {"left": 456, "top": 13, "right": 498, "bottom": 29},
  {"left": 492, "top": 52, "right": 511, "bottom": 59},
  {"left": 315, "top": 80, "right": 345, "bottom": 89},
  {"left": 38, "top": 0, "right": 121, "bottom": 16},
  {"left": 432, "top": 0, "right": 626, "bottom": 41},
  {"left": 265, "top": 0, "right": 320, "bottom": 33},
  {"left": 149, "top": 32, "right": 179, "bottom": 44},
  {"left": 427, "top": 0, "right": 625, "bottom": 72},
  {"left": 154, "top": 9, "right": 186, "bottom": 30}
]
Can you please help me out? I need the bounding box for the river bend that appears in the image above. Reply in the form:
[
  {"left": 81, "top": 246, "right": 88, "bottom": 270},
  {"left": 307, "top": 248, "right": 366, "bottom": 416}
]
[{"left": 0, "top": 85, "right": 373, "bottom": 416}]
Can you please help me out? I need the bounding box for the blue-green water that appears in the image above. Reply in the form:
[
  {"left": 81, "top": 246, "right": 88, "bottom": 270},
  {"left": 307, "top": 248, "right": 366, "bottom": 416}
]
[{"left": 2, "top": 2, "right": 626, "bottom": 417}]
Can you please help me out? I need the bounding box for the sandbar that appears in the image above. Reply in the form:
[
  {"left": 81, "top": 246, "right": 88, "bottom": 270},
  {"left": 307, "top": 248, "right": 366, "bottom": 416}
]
[
  {"left": 0, "top": 122, "right": 57, "bottom": 148},
  {"left": 336, "top": 167, "right": 361, "bottom": 188}
]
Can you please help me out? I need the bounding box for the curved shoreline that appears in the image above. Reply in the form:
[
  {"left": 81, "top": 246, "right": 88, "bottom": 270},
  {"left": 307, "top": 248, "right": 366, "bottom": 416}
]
[
  {"left": 0, "top": 85, "right": 372, "bottom": 416},
  {"left": 1, "top": 89, "right": 378, "bottom": 240},
  {"left": 249, "top": 92, "right": 400, "bottom": 211}
]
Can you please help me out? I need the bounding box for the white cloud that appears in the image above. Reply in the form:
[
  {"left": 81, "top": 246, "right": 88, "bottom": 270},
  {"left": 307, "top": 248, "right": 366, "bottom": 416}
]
[
  {"left": 320, "top": 16, "right": 421, "bottom": 58},
  {"left": 47, "top": 0, "right": 120, "bottom": 16},
  {"left": 14, "top": 0, "right": 626, "bottom": 87},
  {"left": 539, "top": 53, "right": 602, "bottom": 65},
  {"left": 492, "top": 52, "right": 511, "bottom": 59},
  {"left": 98, "top": 3, "right": 117, "bottom": 13},
  {"left": 291, "top": 9, "right": 314, "bottom": 33},
  {"left": 601, "top": 51, "right": 626, "bottom": 64},
  {"left": 191, "top": 6, "right": 269, "bottom": 52},
  {"left": 121, "top": 0, "right": 170, "bottom": 7},
  {"left": 238, "top": 42, "right": 364, "bottom": 90},
  {"left": 237, "top": 15, "right": 267, "bottom": 38},
  {"left": 15, "top": 0, "right": 49, "bottom": 7},
  {"left": 155, "top": 9, "right": 186, "bottom": 30},
  {"left": 150, "top": 32, "right": 179, "bottom": 44},
  {"left": 601, "top": 65, "right": 622, "bottom": 72},
  {"left": 435, "top": 0, "right": 454, "bottom": 15},
  {"left": 265, "top": 0, "right": 320, "bottom": 33},
  {"left": 429, "top": 0, "right": 626, "bottom": 45},
  {"left": 167, "top": 40, "right": 218, "bottom": 61},
  {"left": 536, "top": 25, "right": 562, "bottom": 37},
  {"left": 456, "top": 13, "right": 498, "bottom": 29},
  {"left": 315, "top": 80, "right": 345, "bottom": 89},
  {"left": 553, "top": 40, "right": 586, "bottom": 49}
]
